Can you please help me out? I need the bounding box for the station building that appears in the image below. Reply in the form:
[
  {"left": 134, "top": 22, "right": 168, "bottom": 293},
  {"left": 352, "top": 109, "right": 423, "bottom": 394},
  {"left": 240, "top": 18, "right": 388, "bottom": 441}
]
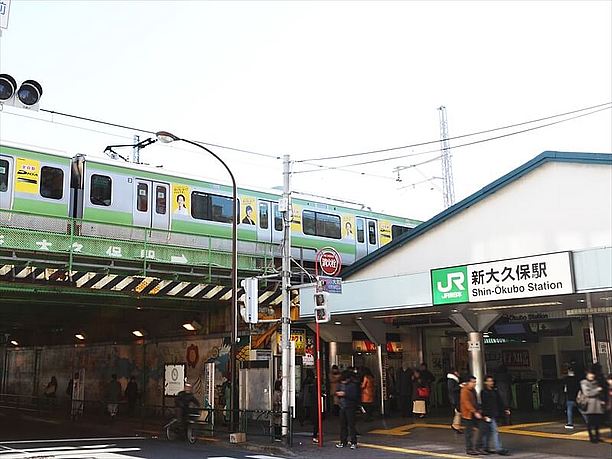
[{"left": 300, "top": 151, "right": 612, "bottom": 412}]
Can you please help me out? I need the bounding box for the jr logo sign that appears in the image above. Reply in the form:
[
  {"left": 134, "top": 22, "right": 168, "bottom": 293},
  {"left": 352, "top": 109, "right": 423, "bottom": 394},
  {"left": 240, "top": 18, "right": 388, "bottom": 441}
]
[{"left": 431, "top": 266, "right": 468, "bottom": 305}]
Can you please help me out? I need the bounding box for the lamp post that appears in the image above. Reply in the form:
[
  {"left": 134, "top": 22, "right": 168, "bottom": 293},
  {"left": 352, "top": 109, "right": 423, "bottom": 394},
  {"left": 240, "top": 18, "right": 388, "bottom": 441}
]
[{"left": 155, "top": 131, "right": 239, "bottom": 431}]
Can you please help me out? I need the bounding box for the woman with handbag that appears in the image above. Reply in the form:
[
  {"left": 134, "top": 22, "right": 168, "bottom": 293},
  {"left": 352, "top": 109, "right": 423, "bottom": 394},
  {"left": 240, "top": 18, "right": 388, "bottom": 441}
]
[
  {"left": 413, "top": 371, "right": 430, "bottom": 418},
  {"left": 579, "top": 368, "right": 606, "bottom": 443}
]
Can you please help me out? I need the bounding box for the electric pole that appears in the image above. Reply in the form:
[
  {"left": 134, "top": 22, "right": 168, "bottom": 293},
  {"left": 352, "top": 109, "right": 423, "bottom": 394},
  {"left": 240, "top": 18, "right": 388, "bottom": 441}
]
[
  {"left": 280, "top": 154, "right": 292, "bottom": 438},
  {"left": 438, "top": 106, "right": 455, "bottom": 208}
]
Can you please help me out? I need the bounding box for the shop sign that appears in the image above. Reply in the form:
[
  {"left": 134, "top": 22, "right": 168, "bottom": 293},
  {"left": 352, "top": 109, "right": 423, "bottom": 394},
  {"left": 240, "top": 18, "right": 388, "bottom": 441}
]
[
  {"left": 318, "top": 276, "right": 342, "bottom": 294},
  {"left": 276, "top": 329, "right": 306, "bottom": 356},
  {"left": 502, "top": 350, "right": 530, "bottom": 368},
  {"left": 431, "top": 252, "right": 574, "bottom": 305}
]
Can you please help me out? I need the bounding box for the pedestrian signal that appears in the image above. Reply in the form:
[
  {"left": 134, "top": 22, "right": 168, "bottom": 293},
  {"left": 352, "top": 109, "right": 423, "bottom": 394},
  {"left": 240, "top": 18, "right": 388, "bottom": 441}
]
[{"left": 314, "top": 292, "right": 330, "bottom": 323}]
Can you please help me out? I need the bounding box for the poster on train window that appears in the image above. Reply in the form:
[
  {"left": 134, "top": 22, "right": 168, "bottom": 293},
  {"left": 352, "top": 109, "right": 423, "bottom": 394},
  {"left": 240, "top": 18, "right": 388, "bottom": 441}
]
[
  {"left": 172, "top": 184, "right": 190, "bottom": 216},
  {"left": 14, "top": 158, "right": 40, "bottom": 194},
  {"left": 342, "top": 215, "right": 355, "bottom": 239},
  {"left": 379, "top": 220, "right": 392, "bottom": 245},
  {"left": 240, "top": 196, "right": 257, "bottom": 225}
]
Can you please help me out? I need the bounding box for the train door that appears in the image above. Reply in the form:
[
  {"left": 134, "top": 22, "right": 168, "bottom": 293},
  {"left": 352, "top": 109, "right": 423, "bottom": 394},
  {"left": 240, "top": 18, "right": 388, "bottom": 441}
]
[
  {"left": 132, "top": 179, "right": 170, "bottom": 230},
  {"left": 355, "top": 217, "right": 367, "bottom": 259},
  {"left": 257, "top": 200, "right": 272, "bottom": 243},
  {"left": 152, "top": 183, "right": 170, "bottom": 230},
  {"left": 0, "top": 155, "right": 13, "bottom": 210},
  {"left": 366, "top": 218, "right": 379, "bottom": 254}
]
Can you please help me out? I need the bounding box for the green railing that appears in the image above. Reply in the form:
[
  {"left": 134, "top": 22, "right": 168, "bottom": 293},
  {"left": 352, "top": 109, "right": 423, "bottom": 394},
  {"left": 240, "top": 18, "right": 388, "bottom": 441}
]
[{"left": 0, "top": 208, "right": 278, "bottom": 276}]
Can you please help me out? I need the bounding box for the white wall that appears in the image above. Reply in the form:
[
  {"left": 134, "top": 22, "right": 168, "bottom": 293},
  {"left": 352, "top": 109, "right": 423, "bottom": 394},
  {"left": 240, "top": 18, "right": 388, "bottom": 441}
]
[{"left": 352, "top": 161, "right": 612, "bottom": 280}]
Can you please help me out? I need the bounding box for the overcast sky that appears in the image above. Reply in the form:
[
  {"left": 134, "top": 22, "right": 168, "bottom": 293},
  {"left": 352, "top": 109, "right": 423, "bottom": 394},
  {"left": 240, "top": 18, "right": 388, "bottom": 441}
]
[{"left": 1, "top": 0, "right": 610, "bottom": 221}]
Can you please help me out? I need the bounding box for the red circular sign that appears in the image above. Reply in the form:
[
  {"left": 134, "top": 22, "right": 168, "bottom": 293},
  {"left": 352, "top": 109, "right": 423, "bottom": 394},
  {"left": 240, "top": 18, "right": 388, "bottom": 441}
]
[{"left": 317, "top": 247, "right": 342, "bottom": 277}]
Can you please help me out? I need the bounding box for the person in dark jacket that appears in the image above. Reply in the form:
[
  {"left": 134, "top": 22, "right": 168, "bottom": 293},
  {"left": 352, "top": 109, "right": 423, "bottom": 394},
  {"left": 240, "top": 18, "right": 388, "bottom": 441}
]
[
  {"left": 175, "top": 383, "right": 200, "bottom": 428},
  {"left": 301, "top": 370, "right": 319, "bottom": 443},
  {"left": 479, "top": 375, "right": 510, "bottom": 455},
  {"left": 336, "top": 370, "right": 359, "bottom": 449},
  {"left": 125, "top": 376, "right": 138, "bottom": 416},
  {"left": 398, "top": 365, "right": 413, "bottom": 417},
  {"left": 563, "top": 367, "right": 580, "bottom": 429},
  {"left": 447, "top": 369, "right": 462, "bottom": 433},
  {"left": 494, "top": 365, "right": 512, "bottom": 411}
]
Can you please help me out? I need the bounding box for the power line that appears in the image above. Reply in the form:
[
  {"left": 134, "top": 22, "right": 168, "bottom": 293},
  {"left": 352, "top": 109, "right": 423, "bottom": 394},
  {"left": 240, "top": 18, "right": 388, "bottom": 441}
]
[
  {"left": 294, "top": 105, "right": 612, "bottom": 173},
  {"left": 296, "top": 101, "right": 612, "bottom": 163}
]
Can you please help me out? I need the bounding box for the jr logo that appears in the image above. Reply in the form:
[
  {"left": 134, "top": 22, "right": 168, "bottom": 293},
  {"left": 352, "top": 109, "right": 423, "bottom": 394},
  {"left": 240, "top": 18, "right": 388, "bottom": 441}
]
[
  {"left": 431, "top": 266, "right": 468, "bottom": 305},
  {"left": 437, "top": 272, "right": 465, "bottom": 292}
]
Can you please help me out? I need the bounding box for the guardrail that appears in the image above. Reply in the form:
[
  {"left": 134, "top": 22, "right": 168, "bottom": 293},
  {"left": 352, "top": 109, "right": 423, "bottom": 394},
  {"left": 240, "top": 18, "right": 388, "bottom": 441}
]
[{"left": 0, "top": 208, "right": 278, "bottom": 276}]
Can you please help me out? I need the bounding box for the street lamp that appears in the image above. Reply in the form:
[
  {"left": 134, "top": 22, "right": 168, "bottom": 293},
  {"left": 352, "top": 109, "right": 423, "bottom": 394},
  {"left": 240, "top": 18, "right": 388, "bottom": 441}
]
[{"left": 155, "top": 131, "right": 239, "bottom": 431}]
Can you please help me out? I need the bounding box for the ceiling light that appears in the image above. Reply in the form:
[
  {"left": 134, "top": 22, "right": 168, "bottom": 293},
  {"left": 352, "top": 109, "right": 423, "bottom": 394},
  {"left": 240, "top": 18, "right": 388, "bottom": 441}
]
[
  {"left": 334, "top": 321, "right": 342, "bottom": 325},
  {"left": 75, "top": 334, "right": 85, "bottom": 340},
  {"left": 373, "top": 311, "right": 441, "bottom": 319},
  {"left": 182, "top": 323, "right": 196, "bottom": 331},
  {"left": 566, "top": 306, "right": 612, "bottom": 316},
  {"left": 182, "top": 321, "right": 202, "bottom": 331},
  {"left": 601, "top": 297, "right": 612, "bottom": 301},
  {"left": 10, "top": 340, "right": 18, "bottom": 346},
  {"left": 471, "top": 301, "right": 561, "bottom": 311},
  {"left": 132, "top": 330, "right": 144, "bottom": 337},
  {"left": 577, "top": 299, "right": 585, "bottom": 303}
]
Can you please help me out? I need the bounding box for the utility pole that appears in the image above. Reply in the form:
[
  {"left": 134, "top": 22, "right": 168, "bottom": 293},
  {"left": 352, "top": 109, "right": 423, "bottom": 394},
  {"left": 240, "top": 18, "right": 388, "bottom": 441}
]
[
  {"left": 280, "top": 154, "right": 292, "bottom": 438},
  {"left": 132, "top": 134, "right": 140, "bottom": 164},
  {"left": 438, "top": 106, "right": 455, "bottom": 208}
]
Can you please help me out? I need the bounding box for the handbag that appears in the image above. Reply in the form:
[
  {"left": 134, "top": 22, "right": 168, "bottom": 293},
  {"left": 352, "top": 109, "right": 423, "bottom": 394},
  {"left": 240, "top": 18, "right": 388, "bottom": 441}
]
[
  {"left": 413, "top": 399, "right": 426, "bottom": 414},
  {"left": 417, "top": 386, "right": 430, "bottom": 398},
  {"left": 576, "top": 390, "right": 588, "bottom": 411}
]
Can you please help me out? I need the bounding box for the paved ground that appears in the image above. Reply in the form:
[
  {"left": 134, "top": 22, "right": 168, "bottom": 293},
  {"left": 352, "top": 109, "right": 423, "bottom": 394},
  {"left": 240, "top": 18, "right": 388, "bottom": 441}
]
[{"left": 1, "top": 408, "right": 611, "bottom": 458}]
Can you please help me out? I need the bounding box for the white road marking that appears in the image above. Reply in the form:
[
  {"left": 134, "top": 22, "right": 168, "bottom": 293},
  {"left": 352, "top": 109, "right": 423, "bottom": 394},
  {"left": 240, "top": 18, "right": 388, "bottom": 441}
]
[{"left": 0, "top": 437, "right": 146, "bottom": 445}]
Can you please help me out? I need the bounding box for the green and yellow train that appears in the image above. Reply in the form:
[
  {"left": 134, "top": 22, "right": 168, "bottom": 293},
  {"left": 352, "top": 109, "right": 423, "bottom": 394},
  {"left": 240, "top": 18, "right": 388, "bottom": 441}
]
[{"left": 0, "top": 143, "right": 420, "bottom": 267}]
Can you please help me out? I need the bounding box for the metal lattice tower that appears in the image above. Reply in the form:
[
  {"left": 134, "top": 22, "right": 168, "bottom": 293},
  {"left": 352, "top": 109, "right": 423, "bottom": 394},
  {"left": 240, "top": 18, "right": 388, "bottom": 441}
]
[{"left": 438, "top": 105, "right": 455, "bottom": 208}]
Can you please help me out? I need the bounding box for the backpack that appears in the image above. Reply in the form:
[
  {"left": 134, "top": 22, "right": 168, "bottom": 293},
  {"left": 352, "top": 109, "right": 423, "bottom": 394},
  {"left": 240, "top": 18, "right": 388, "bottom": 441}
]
[{"left": 576, "top": 389, "right": 588, "bottom": 411}]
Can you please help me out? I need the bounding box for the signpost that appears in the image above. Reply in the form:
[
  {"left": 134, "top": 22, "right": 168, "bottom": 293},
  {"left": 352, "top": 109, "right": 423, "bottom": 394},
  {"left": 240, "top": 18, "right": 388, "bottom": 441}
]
[
  {"left": 312, "top": 248, "right": 342, "bottom": 447},
  {"left": 431, "top": 252, "right": 574, "bottom": 305}
]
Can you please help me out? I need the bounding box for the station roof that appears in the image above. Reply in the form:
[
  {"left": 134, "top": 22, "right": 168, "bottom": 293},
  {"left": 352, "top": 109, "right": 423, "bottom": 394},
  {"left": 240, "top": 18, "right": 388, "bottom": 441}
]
[{"left": 342, "top": 151, "right": 612, "bottom": 278}]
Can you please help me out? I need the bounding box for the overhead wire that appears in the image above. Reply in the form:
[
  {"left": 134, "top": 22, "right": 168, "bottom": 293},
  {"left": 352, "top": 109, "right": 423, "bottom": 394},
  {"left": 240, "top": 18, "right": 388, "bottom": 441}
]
[
  {"left": 296, "top": 101, "right": 612, "bottom": 163},
  {"left": 293, "top": 105, "right": 612, "bottom": 173}
]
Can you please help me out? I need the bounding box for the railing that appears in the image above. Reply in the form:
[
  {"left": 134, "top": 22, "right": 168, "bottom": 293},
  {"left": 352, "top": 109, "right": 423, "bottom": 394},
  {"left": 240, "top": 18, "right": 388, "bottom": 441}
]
[
  {"left": 0, "top": 208, "right": 279, "bottom": 276},
  {"left": 0, "top": 393, "right": 293, "bottom": 445}
]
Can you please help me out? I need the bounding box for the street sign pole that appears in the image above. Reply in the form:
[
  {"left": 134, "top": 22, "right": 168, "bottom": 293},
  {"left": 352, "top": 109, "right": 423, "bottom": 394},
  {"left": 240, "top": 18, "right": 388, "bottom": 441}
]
[
  {"left": 315, "top": 319, "right": 323, "bottom": 447},
  {"left": 281, "top": 154, "right": 292, "bottom": 439}
]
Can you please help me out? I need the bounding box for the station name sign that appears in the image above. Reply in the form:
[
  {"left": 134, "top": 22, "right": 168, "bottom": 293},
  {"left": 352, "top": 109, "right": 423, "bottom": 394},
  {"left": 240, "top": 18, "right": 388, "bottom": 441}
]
[{"left": 431, "top": 252, "right": 574, "bottom": 305}]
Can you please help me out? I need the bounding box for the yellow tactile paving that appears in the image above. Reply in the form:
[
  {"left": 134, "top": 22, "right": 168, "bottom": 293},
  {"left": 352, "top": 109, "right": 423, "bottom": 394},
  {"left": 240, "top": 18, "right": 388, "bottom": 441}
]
[{"left": 361, "top": 442, "right": 470, "bottom": 459}]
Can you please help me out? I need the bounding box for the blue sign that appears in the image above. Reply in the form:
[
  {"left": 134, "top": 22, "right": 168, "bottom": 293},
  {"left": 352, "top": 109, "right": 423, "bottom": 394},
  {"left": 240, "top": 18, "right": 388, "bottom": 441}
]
[{"left": 319, "top": 276, "right": 342, "bottom": 294}]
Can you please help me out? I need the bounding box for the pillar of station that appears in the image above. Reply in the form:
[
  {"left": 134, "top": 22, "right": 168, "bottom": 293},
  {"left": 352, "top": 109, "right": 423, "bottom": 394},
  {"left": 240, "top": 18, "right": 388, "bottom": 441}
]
[
  {"left": 450, "top": 310, "right": 500, "bottom": 394},
  {"left": 356, "top": 318, "right": 388, "bottom": 415}
]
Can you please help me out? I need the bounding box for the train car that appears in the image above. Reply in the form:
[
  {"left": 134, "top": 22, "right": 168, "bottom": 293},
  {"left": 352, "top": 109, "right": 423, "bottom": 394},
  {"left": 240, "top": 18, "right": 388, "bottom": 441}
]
[{"left": 1, "top": 143, "right": 421, "bottom": 267}]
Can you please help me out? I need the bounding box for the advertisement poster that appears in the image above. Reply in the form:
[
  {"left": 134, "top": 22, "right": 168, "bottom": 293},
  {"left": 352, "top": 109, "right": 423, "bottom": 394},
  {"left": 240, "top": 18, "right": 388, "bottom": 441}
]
[
  {"left": 379, "top": 220, "right": 392, "bottom": 245},
  {"left": 164, "top": 363, "right": 186, "bottom": 396},
  {"left": 291, "top": 204, "right": 302, "bottom": 233},
  {"left": 342, "top": 215, "right": 356, "bottom": 239},
  {"left": 172, "top": 184, "right": 190, "bottom": 216},
  {"left": 240, "top": 196, "right": 257, "bottom": 225},
  {"left": 14, "top": 157, "right": 40, "bottom": 194}
]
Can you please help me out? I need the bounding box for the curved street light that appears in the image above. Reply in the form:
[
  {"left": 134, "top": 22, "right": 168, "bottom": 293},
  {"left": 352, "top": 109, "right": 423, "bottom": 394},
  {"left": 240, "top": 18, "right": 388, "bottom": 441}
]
[{"left": 155, "top": 131, "right": 239, "bottom": 431}]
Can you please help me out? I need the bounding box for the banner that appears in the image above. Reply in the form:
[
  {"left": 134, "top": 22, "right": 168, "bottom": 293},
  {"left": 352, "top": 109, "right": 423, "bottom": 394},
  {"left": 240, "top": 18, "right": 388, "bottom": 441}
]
[
  {"left": 240, "top": 196, "right": 257, "bottom": 225},
  {"left": 14, "top": 157, "right": 40, "bottom": 194},
  {"left": 171, "top": 184, "right": 190, "bottom": 216}
]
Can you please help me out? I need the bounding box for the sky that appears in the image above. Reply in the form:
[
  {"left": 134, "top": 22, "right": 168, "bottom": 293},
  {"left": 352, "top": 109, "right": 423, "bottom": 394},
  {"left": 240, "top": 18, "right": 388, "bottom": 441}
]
[{"left": 0, "top": 0, "right": 610, "bottom": 221}]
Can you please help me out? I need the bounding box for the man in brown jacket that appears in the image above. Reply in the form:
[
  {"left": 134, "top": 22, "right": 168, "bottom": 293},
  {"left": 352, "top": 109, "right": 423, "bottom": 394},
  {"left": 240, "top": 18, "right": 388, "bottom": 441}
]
[{"left": 460, "top": 375, "right": 482, "bottom": 455}]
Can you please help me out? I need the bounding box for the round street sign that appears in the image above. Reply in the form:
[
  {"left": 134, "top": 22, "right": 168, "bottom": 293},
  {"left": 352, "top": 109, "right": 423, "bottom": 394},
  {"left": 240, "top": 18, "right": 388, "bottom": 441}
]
[{"left": 316, "top": 247, "right": 342, "bottom": 277}]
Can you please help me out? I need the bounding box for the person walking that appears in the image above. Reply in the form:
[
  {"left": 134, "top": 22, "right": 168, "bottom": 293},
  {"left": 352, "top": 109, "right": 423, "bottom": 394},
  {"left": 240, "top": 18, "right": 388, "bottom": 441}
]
[
  {"left": 413, "top": 370, "right": 429, "bottom": 418},
  {"left": 447, "top": 369, "right": 462, "bottom": 434},
  {"left": 419, "top": 363, "right": 435, "bottom": 413},
  {"left": 302, "top": 370, "right": 319, "bottom": 443},
  {"left": 579, "top": 368, "right": 606, "bottom": 443},
  {"left": 106, "top": 374, "right": 122, "bottom": 420},
  {"left": 563, "top": 367, "right": 580, "bottom": 429},
  {"left": 361, "top": 368, "right": 375, "bottom": 422},
  {"left": 336, "top": 370, "right": 359, "bottom": 449},
  {"left": 330, "top": 365, "right": 342, "bottom": 416},
  {"left": 494, "top": 365, "right": 512, "bottom": 423},
  {"left": 460, "top": 375, "right": 482, "bottom": 456},
  {"left": 125, "top": 376, "right": 138, "bottom": 416},
  {"left": 479, "top": 375, "right": 510, "bottom": 455},
  {"left": 398, "top": 365, "right": 413, "bottom": 417}
]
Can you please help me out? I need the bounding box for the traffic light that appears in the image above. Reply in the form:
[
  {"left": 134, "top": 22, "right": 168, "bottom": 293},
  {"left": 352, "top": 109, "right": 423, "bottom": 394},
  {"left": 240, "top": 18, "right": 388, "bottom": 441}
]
[
  {"left": 0, "top": 74, "right": 43, "bottom": 111},
  {"left": 314, "top": 292, "right": 330, "bottom": 323},
  {"left": 240, "top": 277, "right": 259, "bottom": 324}
]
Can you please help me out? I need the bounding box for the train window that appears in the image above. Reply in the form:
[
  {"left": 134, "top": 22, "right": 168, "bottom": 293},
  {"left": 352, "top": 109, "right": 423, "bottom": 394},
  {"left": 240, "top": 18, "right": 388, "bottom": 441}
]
[
  {"left": 40, "top": 166, "right": 64, "bottom": 200},
  {"left": 191, "top": 191, "right": 236, "bottom": 224},
  {"left": 0, "top": 159, "right": 8, "bottom": 192},
  {"left": 90, "top": 174, "right": 112, "bottom": 206},
  {"left": 303, "top": 210, "right": 341, "bottom": 239},
  {"left": 368, "top": 220, "right": 377, "bottom": 245},
  {"left": 156, "top": 186, "right": 167, "bottom": 215},
  {"left": 274, "top": 204, "right": 282, "bottom": 231},
  {"left": 137, "top": 183, "right": 148, "bottom": 212},
  {"left": 392, "top": 224, "right": 410, "bottom": 239},
  {"left": 356, "top": 219, "right": 364, "bottom": 243},
  {"left": 259, "top": 202, "right": 269, "bottom": 229}
]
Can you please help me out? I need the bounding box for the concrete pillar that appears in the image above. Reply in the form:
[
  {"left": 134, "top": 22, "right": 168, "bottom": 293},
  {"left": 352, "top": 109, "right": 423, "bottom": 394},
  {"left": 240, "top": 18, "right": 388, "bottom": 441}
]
[
  {"left": 467, "top": 331, "right": 485, "bottom": 394},
  {"left": 329, "top": 341, "right": 338, "bottom": 367}
]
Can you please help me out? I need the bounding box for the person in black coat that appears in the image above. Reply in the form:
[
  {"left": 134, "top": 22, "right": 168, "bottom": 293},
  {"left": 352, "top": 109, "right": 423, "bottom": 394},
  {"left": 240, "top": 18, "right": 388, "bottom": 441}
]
[
  {"left": 398, "top": 365, "right": 413, "bottom": 417},
  {"left": 479, "top": 375, "right": 510, "bottom": 455},
  {"left": 563, "top": 367, "right": 580, "bottom": 428},
  {"left": 336, "top": 371, "right": 360, "bottom": 449},
  {"left": 447, "top": 369, "right": 462, "bottom": 433}
]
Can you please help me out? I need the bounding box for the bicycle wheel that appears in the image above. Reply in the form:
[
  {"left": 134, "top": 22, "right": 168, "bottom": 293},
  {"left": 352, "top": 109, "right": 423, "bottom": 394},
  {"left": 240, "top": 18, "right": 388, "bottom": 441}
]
[
  {"left": 165, "top": 420, "right": 178, "bottom": 441},
  {"left": 187, "top": 425, "right": 197, "bottom": 444}
]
